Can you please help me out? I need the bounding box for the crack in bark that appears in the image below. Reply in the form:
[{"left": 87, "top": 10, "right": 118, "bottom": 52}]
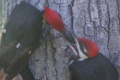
[
  {"left": 83, "top": 1, "right": 94, "bottom": 38},
  {"left": 88, "top": 0, "right": 92, "bottom": 22},
  {"left": 45, "top": 0, "right": 49, "bottom": 6},
  {"left": 43, "top": 33, "right": 59, "bottom": 80},
  {"left": 93, "top": 21, "right": 97, "bottom": 40},
  {"left": 34, "top": 0, "right": 41, "bottom": 6},
  {"left": 50, "top": 39, "right": 58, "bottom": 80},
  {"left": 96, "top": 0, "right": 102, "bottom": 27},
  {"left": 105, "top": 0, "right": 111, "bottom": 58},
  {"left": 39, "top": 73, "right": 44, "bottom": 80},
  {"left": 116, "top": 0, "right": 120, "bottom": 33},
  {"left": 69, "top": 0, "right": 74, "bottom": 29},
  {"left": 83, "top": 15, "right": 87, "bottom": 36},
  {"left": 83, "top": 15, "right": 92, "bottom": 37},
  {"left": 54, "top": 67, "right": 58, "bottom": 80},
  {"left": 53, "top": 2, "right": 61, "bottom": 11},
  {"left": 44, "top": 40, "right": 48, "bottom": 80},
  {"left": 116, "top": 0, "right": 120, "bottom": 14},
  {"left": 68, "top": 5, "right": 73, "bottom": 29}
]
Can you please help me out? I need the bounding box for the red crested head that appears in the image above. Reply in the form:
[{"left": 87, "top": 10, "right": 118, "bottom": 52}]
[
  {"left": 44, "top": 6, "right": 65, "bottom": 32},
  {"left": 78, "top": 38, "right": 99, "bottom": 58}
]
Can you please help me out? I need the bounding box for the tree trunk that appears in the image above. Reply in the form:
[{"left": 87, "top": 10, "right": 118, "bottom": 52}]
[{"left": 2, "top": 0, "right": 120, "bottom": 80}]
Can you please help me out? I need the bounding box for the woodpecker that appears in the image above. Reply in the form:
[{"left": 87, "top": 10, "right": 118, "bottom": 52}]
[
  {"left": 0, "top": 1, "right": 44, "bottom": 80},
  {"left": 68, "top": 38, "right": 119, "bottom": 80},
  {"left": 44, "top": 7, "right": 119, "bottom": 80},
  {"left": 44, "top": 6, "right": 76, "bottom": 44}
]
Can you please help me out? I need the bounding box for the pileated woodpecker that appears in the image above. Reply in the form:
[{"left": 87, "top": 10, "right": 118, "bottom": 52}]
[
  {"left": 0, "top": 1, "right": 44, "bottom": 80},
  {"left": 44, "top": 6, "right": 119, "bottom": 80}
]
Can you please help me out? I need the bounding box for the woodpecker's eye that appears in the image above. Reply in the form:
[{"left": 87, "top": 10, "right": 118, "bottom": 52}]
[{"left": 79, "top": 43, "right": 88, "bottom": 56}]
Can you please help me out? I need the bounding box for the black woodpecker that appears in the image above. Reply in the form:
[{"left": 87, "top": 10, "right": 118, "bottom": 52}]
[
  {"left": 44, "top": 6, "right": 119, "bottom": 80},
  {"left": 0, "top": 1, "right": 44, "bottom": 80}
]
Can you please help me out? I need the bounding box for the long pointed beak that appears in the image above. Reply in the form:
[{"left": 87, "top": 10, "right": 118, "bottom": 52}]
[
  {"left": 60, "top": 28, "right": 75, "bottom": 44},
  {"left": 44, "top": 6, "right": 80, "bottom": 56},
  {"left": 60, "top": 28, "right": 81, "bottom": 56}
]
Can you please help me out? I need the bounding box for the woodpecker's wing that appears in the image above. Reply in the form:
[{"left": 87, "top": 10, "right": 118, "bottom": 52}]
[
  {"left": 5, "top": 47, "right": 32, "bottom": 80},
  {"left": 95, "top": 53, "right": 119, "bottom": 80},
  {"left": 0, "top": 1, "right": 43, "bottom": 80}
]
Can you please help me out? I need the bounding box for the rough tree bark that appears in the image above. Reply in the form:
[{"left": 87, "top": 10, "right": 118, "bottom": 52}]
[{"left": 2, "top": 0, "right": 120, "bottom": 80}]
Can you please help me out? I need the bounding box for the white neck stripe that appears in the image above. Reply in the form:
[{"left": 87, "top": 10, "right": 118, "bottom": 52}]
[
  {"left": 68, "top": 60, "right": 74, "bottom": 65},
  {"left": 68, "top": 59, "right": 85, "bottom": 66}
]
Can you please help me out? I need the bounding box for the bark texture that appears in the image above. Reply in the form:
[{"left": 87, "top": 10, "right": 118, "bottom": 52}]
[{"left": 2, "top": 0, "right": 120, "bottom": 80}]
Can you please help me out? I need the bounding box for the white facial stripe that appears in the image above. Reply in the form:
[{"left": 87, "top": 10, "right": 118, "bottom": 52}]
[
  {"left": 75, "top": 37, "right": 81, "bottom": 55},
  {"left": 78, "top": 58, "right": 85, "bottom": 61},
  {"left": 69, "top": 44, "right": 78, "bottom": 56},
  {"left": 69, "top": 60, "right": 74, "bottom": 65},
  {"left": 83, "top": 47, "right": 88, "bottom": 53},
  {"left": 68, "top": 37, "right": 88, "bottom": 60},
  {"left": 79, "top": 48, "right": 88, "bottom": 60},
  {"left": 74, "top": 37, "right": 87, "bottom": 59},
  {"left": 74, "top": 37, "right": 88, "bottom": 60}
]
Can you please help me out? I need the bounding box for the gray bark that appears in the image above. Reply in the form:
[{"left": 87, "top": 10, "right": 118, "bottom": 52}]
[{"left": 2, "top": 0, "right": 120, "bottom": 80}]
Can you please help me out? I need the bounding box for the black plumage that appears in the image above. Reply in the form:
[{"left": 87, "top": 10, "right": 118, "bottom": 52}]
[
  {"left": 0, "top": 1, "right": 43, "bottom": 80},
  {"left": 69, "top": 53, "right": 119, "bottom": 80}
]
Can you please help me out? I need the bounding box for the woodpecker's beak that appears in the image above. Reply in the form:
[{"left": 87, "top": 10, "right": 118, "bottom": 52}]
[
  {"left": 61, "top": 30, "right": 89, "bottom": 60},
  {"left": 60, "top": 29, "right": 81, "bottom": 57},
  {"left": 43, "top": 6, "right": 81, "bottom": 57},
  {"left": 68, "top": 36, "right": 81, "bottom": 57},
  {"left": 60, "top": 28, "right": 75, "bottom": 44}
]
